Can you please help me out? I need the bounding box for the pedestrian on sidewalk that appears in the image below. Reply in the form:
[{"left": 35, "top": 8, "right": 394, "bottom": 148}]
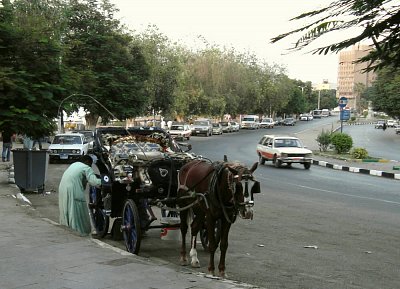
[
  {"left": 1, "top": 128, "right": 14, "bottom": 162},
  {"left": 58, "top": 155, "right": 101, "bottom": 236}
]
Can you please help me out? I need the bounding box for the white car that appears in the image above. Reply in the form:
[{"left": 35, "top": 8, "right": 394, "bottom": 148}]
[
  {"left": 300, "top": 114, "right": 313, "bottom": 121},
  {"left": 230, "top": 121, "right": 240, "bottom": 132},
  {"left": 168, "top": 123, "right": 191, "bottom": 140},
  {"left": 387, "top": 119, "right": 398, "bottom": 128},
  {"left": 395, "top": 124, "right": 400, "bottom": 134},
  {"left": 259, "top": 118, "right": 274, "bottom": 128},
  {"left": 49, "top": 133, "right": 89, "bottom": 163},
  {"left": 256, "top": 135, "right": 313, "bottom": 169}
]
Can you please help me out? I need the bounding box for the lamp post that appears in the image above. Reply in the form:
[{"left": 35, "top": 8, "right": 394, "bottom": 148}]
[
  {"left": 57, "top": 93, "right": 118, "bottom": 133},
  {"left": 318, "top": 90, "right": 321, "bottom": 110}
]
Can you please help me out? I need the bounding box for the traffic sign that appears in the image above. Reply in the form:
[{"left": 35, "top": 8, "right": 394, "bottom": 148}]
[
  {"left": 340, "top": 109, "right": 351, "bottom": 121},
  {"left": 338, "top": 96, "right": 348, "bottom": 108}
]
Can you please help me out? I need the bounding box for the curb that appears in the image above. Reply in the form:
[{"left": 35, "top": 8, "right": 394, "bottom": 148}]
[{"left": 312, "top": 159, "right": 400, "bottom": 180}]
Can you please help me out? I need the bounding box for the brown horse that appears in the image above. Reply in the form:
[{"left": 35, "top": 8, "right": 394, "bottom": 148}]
[{"left": 177, "top": 158, "right": 259, "bottom": 277}]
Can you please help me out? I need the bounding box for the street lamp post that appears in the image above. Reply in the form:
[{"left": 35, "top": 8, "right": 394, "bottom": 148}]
[{"left": 318, "top": 90, "right": 321, "bottom": 110}]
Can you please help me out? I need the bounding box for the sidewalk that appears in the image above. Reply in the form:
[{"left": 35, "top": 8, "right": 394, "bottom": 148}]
[{"left": 0, "top": 167, "right": 260, "bottom": 289}]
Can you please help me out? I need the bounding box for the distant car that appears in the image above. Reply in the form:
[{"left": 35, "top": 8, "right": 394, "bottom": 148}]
[
  {"left": 219, "top": 121, "right": 233, "bottom": 133},
  {"left": 387, "top": 119, "right": 398, "bottom": 128},
  {"left": 49, "top": 132, "right": 89, "bottom": 163},
  {"left": 256, "top": 135, "right": 313, "bottom": 169},
  {"left": 300, "top": 114, "right": 313, "bottom": 121},
  {"left": 395, "top": 124, "right": 400, "bottom": 135},
  {"left": 230, "top": 121, "right": 240, "bottom": 132},
  {"left": 375, "top": 120, "right": 386, "bottom": 129},
  {"left": 212, "top": 123, "right": 223, "bottom": 135},
  {"left": 72, "top": 130, "right": 95, "bottom": 152},
  {"left": 283, "top": 117, "right": 296, "bottom": 126},
  {"left": 259, "top": 118, "right": 274, "bottom": 129},
  {"left": 274, "top": 117, "right": 283, "bottom": 126},
  {"left": 168, "top": 123, "right": 192, "bottom": 140},
  {"left": 191, "top": 120, "right": 213, "bottom": 137}
]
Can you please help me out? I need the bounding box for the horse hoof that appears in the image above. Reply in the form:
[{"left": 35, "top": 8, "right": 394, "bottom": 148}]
[
  {"left": 180, "top": 258, "right": 188, "bottom": 266},
  {"left": 191, "top": 261, "right": 200, "bottom": 268},
  {"left": 219, "top": 271, "right": 227, "bottom": 279}
]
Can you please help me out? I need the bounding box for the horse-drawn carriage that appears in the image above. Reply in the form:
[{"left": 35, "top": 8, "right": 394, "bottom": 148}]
[{"left": 89, "top": 125, "right": 260, "bottom": 276}]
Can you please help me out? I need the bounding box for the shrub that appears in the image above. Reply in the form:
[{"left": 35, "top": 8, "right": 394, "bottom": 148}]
[
  {"left": 351, "top": 147, "right": 368, "bottom": 159},
  {"left": 316, "top": 129, "right": 332, "bottom": 152},
  {"left": 330, "top": 133, "right": 353, "bottom": 154}
]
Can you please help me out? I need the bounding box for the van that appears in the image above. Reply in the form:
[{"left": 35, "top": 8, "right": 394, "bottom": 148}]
[{"left": 241, "top": 115, "right": 260, "bottom": 129}]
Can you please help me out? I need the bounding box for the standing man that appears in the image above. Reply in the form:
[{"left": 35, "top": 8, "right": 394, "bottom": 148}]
[
  {"left": 1, "top": 129, "right": 13, "bottom": 162},
  {"left": 58, "top": 155, "right": 101, "bottom": 236}
]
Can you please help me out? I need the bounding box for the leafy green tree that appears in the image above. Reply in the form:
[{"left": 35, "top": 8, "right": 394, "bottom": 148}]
[
  {"left": 0, "top": 0, "right": 64, "bottom": 138},
  {"left": 271, "top": 0, "right": 400, "bottom": 72},
  {"left": 369, "top": 68, "right": 400, "bottom": 118},
  {"left": 61, "top": 0, "right": 149, "bottom": 126}
]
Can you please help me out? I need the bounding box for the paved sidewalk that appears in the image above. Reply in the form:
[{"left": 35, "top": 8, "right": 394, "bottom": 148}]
[{"left": 0, "top": 166, "right": 261, "bottom": 289}]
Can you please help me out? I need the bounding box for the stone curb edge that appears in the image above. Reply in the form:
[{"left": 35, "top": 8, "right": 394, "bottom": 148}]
[{"left": 312, "top": 160, "right": 400, "bottom": 180}]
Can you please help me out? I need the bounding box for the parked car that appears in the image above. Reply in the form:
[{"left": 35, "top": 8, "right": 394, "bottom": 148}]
[
  {"left": 274, "top": 117, "right": 283, "bottom": 126},
  {"left": 168, "top": 123, "right": 192, "bottom": 140},
  {"left": 212, "top": 123, "right": 223, "bottom": 135},
  {"left": 387, "top": 119, "right": 398, "bottom": 128},
  {"left": 48, "top": 132, "right": 89, "bottom": 163},
  {"left": 395, "top": 124, "right": 400, "bottom": 134},
  {"left": 375, "top": 120, "right": 386, "bottom": 129},
  {"left": 219, "top": 121, "right": 233, "bottom": 133},
  {"left": 72, "top": 130, "right": 95, "bottom": 152},
  {"left": 256, "top": 135, "right": 313, "bottom": 169},
  {"left": 259, "top": 118, "right": 274, "bottom": 129},
  {"left": 191, "top": 119, "right": 213, "bottom": 136},
  {"left": 230, "top": 121, "right": 240, "bottom": 132},
  {"left": 300, "top": 114, "right": 313, "bottom": 121},
  {"left": 283, "top": 117, "right": 296, "bottom": 126}
]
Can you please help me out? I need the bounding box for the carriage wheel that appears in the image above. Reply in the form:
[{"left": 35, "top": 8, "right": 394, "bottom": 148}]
[
  {"left": 200, "top": 219, "right": 221, "bottom": 251},
  {"left": 88, "top": 187, "right": 109, "bottom": 238},
  {"left": 121, "top": 199, "right": 142, "bottom": 254}
]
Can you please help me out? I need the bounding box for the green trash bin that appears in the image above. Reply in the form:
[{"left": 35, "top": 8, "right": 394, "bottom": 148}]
[{"left": 12, "top": 149, "right": 49, "bottom": 193}]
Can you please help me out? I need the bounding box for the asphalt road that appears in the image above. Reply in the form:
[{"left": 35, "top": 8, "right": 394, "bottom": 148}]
[{"left": 24, "top": 119, "right": 400, "bottom": 289}]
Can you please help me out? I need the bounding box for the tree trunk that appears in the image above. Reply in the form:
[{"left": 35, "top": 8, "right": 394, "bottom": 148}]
[{"left": 85, "top": 113, "right": 99, "bottom": 130}]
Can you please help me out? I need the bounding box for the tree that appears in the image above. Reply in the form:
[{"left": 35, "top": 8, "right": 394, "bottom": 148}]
[
  {"left": 62, "top": 0, "right": 149, "bottom": 126},
  {"left": 0, "top": 0, "right": 65, "bottom": 138},
  {"left": 271, "top": 0, "right": 400, "bottom": 72},
  {"left": 369, "top": 68, "right": 400, "bottom": 118}
]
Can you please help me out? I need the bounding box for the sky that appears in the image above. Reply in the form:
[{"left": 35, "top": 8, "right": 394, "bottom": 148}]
[{"left": 110, "top": 0, "right": 348, "bottom": 85}]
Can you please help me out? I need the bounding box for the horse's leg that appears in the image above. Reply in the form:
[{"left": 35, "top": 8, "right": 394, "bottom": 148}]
[
  {"left": 218, "top": 220, "right": 231, "bottom": 278},
  {"left": 179, "top": 209, "right": 188, "bottom": 266},
  {"left": 206, "top": 216, "right": 217, "bottom": 276},
  {"left": 189, "top": 211, "right": 204, "bottom": 268}
]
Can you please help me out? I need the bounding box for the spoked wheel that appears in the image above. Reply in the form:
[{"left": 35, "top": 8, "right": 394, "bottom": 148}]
[
  {"left": 200, "top": 219, "right": 221, "bottom": 251},
  {"left": 121, "top": 199, "right": 142, "bottom": 254},
  {"left": 88, "top": 186, "right": 109, "bottom": 238},
  {"left": 273, "top": 156, "right": 282, "bottom": 168}
]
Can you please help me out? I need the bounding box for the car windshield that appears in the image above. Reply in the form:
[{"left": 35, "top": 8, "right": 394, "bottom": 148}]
[
  {"left": 171, "top": 125, "right": 184, "bottom": 130},
  {"left": 212, "top": 123, "right": 220, "bottom": 127},
  {"left": 52, "top": 135, "right": 82, "bottom": 145},
  {"left": 194, "top": 121, "right": 208, "bottom": 126},
  {"left": 274, "top": 139, "right": 301, "bottom": 148},
  {"left": 220, "top": 122, "right": 228, "bottom": 126}
]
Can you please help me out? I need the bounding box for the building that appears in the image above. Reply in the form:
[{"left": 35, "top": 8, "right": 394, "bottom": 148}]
[{"left": 336, "top": 44, "right": 376, "bottom": 111}]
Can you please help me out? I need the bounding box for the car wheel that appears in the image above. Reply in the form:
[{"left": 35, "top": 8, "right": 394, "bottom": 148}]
[
  {"left": 258, "top": 154, "right": 265, "bottom": 165},
  {"left": 273, "top": 156, "right": 281, "bottom": 168},
  {"left": 304, "top": 163, "right": 311, "bottom": 170}
]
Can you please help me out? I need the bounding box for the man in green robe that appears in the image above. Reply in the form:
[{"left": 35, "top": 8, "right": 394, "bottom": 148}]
[{"left": 59, "top": 155, "right": 101, "bottom": 236}]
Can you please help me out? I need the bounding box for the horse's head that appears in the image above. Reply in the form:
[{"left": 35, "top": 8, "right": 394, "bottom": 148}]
[{"left": 226, "top": 162, "right": 259, "bottom": 220}]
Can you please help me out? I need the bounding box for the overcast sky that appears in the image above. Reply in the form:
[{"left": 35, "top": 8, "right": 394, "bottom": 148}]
[{"left": 110, "top": 0, "right": 350, "bottom": 84}]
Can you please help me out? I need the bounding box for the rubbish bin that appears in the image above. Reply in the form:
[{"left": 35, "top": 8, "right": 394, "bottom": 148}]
[{"left": 12, "top": 149, "right": 49, "bottom": 193}]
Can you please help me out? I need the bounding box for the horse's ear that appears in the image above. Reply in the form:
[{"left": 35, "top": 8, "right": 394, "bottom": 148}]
[
  {"left": 223, "top": 155, "right": 228, "bottom": 162},
  {"left": 250, "top": 162, "right": 258, "bottom": 173}
]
